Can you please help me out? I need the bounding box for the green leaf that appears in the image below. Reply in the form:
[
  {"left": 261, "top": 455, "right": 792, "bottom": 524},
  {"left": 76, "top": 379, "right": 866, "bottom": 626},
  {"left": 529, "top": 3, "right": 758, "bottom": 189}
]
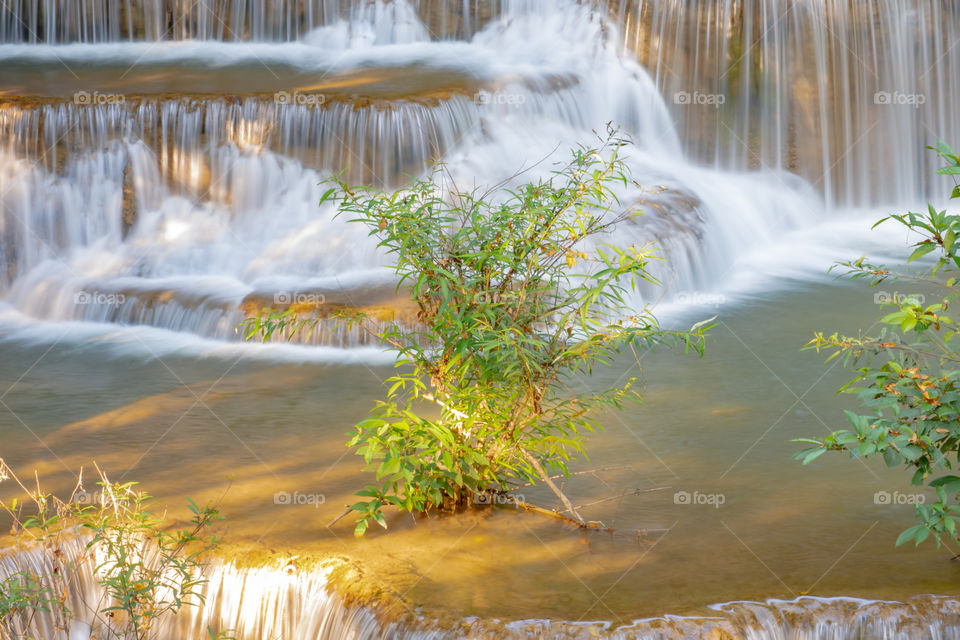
[
  {"left": 929, "top": 475, "right": 960, "bottom": 494},
  {"left": 907, "top": 243, "right": 937, "bottom": 262},
  {"left": 895, "top": 525, "right": 925, "bottom": 547},
  {"left": 935, "top": 141, "right": 957, "bottom": 157},
  {"left": 318, "top": 186, "right": 338, "bottom": 208},
  {"left": 901, "top": 444, "right": 924, "bottom": 461},
  {"left": 883, "top": 448, "right": 900, "bottom": 467},
  {"left": 377, "top": 458, "right": 401, "bottom": 478}
]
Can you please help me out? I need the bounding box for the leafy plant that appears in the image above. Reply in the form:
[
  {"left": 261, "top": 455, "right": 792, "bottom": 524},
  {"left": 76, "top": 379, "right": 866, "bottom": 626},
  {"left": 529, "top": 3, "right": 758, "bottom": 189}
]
[
  {"left": 80, "top": 484, "right": 223, "bottom": 638},
  {"left": 0, "top": 569, "right": 70, "bottom": 639},
  {"left": 238, "top": 307, "right": 320, "bottom": 343},
  {"left": 248, "top": 132, "right": 712, "bottom": 535},
  {"left": 796, "top": 141, "right": 960, "bottom": 548},
  {"left": 0, "top": 460, "right": 224, "bottom": 639}
]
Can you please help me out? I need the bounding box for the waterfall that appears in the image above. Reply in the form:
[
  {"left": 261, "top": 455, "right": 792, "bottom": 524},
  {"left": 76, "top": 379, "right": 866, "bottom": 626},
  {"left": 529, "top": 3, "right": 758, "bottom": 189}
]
[
  {"left": 4, "top": 536, "right": 960, "bottom": 639},
  {"left": 3, "top": 0, "right": 958, "bottom": 210},
  {"left": 0, "top": 537, "right": 429, "bottom": 639},
  {"left": 0, "top": 0, "right": 842, "bottom": 349},
  {"left": 0, "top": 1, "right": 956, "bottom": 340},
  {"left": 615, "top": 0, "right": 960, "bottom": 208},
  {"left": 0, "top": 0, "right": 514, "bottom": 43}
]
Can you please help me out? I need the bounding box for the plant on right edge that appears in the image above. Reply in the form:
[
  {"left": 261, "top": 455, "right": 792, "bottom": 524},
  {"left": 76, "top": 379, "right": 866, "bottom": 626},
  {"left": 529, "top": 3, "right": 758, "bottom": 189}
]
[{"left": 795, "top": 142, "right": 960, "bottom": 548}]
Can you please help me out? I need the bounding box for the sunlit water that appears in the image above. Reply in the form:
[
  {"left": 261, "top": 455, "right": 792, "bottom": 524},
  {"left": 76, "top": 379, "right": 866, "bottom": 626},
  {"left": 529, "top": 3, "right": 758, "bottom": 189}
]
[{"left": 2, "top": 273, "right": 959, "bottom": 628}]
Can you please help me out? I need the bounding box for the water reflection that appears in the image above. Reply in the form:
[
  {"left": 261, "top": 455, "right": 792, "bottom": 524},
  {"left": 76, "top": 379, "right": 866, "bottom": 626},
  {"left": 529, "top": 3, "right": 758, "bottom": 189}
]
[{"left": 2, "top": 281, "right": 958, "bottom": 624}]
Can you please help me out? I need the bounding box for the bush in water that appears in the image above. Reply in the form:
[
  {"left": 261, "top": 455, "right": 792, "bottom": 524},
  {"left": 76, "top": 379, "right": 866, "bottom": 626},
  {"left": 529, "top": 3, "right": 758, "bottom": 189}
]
[
  {"left": 247, "top": 132, "right": 713, "bottom": 535},
  {"left": 796, "top": 142, "right": 960, "bottom": 548}
]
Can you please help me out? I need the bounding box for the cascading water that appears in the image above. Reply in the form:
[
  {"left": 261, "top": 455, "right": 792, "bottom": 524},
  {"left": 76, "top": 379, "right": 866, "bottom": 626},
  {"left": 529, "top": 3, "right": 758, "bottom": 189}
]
[
  {"left": 0, "top": 0, "right": 473, "bottom": 42},
  {"left": 614, "top": 0, "right": 960, "bottom": 209},
  {"left": 3, "top": 0, "right": 958, "bottom": 203},
  {"left": 2, "top": 0, "right": 960, "bottom": 636},
  {"left": 4, "top": 536, "right": 960, "bottom": 639},
  {"left": 0, "top": 0, "right": 833, "bottom": 349}
]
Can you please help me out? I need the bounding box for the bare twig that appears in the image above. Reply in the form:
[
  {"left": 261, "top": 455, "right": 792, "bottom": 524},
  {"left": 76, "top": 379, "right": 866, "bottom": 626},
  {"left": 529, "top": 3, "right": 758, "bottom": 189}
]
[
  {"left": 327, "top": 509, "right": 352, "bottom": 528},
  {"left": 520, "top": 449, "right": 584, "bottom": 524},
  {"left": 509, "top": 465, "right": 636, "bottom": 488},
  {"left": 509, "top": 498, "right": 670, "bottom": 544},
  {"left": 556, "top": 486, "right": 670, "bottom": 515}
]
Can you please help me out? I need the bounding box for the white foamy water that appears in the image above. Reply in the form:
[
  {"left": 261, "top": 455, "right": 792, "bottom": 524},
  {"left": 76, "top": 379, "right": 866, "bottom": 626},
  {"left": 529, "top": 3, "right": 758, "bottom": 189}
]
[
  {"left": 4, "top": 536, "right": 960, "bottom": 639},
  {"left": 0, "top": 0, "right": 916, "bottom": 355}
]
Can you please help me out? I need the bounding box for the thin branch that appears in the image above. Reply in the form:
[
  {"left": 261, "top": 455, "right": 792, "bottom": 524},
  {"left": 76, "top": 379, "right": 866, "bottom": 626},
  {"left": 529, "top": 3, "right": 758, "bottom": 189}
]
[
  {"left": 520, "top": 449, "right": 584, "bottom": 524},
  {"left": 557, "top": 486, "right": 670, "bottom": 515},
  {"left": 327, "top": 509, "right": 351, "bottom": 528},
  {"left": 509, "top": 465, "right": 636, "bottom": 488}
]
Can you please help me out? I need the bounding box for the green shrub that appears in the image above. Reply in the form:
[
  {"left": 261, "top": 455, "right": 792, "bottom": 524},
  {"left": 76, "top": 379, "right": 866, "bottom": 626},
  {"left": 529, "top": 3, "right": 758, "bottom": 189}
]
[
  {"left": 796, "top": 142, "right": 960, "bottom": 548},
  {"left": 247, "top": 134, "right": 712, "bottom": 535}
]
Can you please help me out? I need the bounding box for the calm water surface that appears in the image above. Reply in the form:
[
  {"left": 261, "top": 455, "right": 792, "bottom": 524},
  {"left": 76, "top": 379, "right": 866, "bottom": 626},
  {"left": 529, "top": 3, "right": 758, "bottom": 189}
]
[{"left": 1, "top": 277, "right": 956, "bottom": 622}]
